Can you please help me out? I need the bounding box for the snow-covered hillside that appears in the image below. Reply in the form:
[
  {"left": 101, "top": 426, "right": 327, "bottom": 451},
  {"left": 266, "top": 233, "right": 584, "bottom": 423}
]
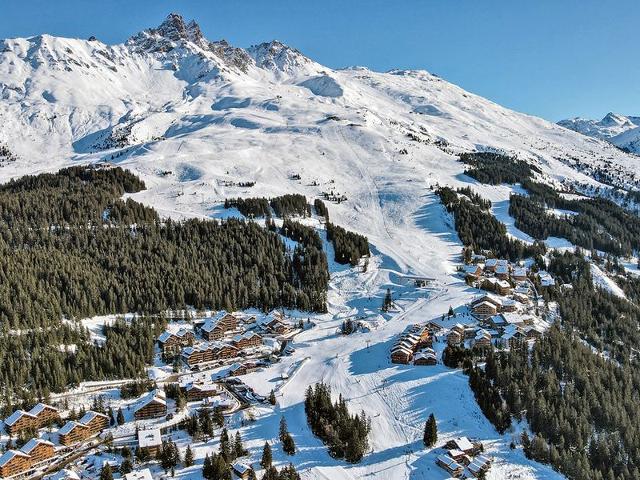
[
  {"left": 558, "top": 112, "right": 640, "bottom": 154},
  {"left": 1, "top": 13, "right": 639, "bottom": 480}
]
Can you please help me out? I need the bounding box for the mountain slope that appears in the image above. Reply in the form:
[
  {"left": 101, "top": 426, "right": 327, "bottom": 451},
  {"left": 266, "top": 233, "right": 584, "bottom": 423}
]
[
  {"left": 1, "top": 13, "right": 639, "bottom": 480},
  {"left": 558, "top": 112, "right": 640, "bottom": 154}
]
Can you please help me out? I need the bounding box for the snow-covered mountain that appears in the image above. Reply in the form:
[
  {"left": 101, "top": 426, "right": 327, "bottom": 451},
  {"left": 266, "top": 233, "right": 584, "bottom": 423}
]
[
  {"left": 558, "top": 112, "right": 640, "bottom": 154},
  {"left": 3, "top": 13, "right": 639, "bottom": 480}
]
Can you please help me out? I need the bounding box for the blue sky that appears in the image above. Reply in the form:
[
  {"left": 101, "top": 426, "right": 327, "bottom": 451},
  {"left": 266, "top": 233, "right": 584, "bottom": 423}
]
[{"left": 1, "top": 0, "right": 637, "bottom": 121}]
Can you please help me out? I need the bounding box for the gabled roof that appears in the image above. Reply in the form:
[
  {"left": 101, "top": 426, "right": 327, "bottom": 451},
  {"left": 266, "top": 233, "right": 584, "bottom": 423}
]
[
  {"left": 436, "top": 454, "right": 462, "bottom": 469},
  {"left": 157, "top": 331, "right": 174, "bottom": 343},
  {"left": 29, "top": 402, "right": 58, "bottom": 416},
  {"left": 58, "top": 421, "right": 85, "bottom": 436},
  {"left": 79, "top": 410, "right": 109, "bottom": 425},
  {"left": 0, "top": 449, "right": 30, "bottom": 467},
  {"left": 135, "top": 391, "right": 167, "bottom": 412},
  {"left": 232, "top": 462, "right": 251, "bottom": 474},
  {"left": 21, "top": 438, "right": 54, "bottom": 454},
  {"left": 4, "top": 409, "right": 36, "bottom": 426},
  {"left": 137, "top": 429, "right": 161, "bottom": 448},
  {"left": 125, "top": 469, "right": 153, "bottom": 480},
  {"left": 449, "top": 436, "right": 474, "bottom": 451}
]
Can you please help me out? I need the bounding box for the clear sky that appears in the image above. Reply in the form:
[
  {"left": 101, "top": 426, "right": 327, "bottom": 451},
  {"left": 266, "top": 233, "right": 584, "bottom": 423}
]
[{"left": 0, "top": 0, "right": 637, "bottom": 121}]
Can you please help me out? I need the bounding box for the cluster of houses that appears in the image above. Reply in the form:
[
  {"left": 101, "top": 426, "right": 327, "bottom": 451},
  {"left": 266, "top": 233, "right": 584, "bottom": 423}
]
[
  {"left": 436, "top": 437, "right": 492, "bottom": 478},
  {"left": 390, "top": 324, "right": 437, "bottom": 365},
  {"left": 0, "top": 439, "right": 55, "bottom": 479},
  {"left": 158, "top": 311, "right": 294, "bottom": 369},
  {"left": 0, "top": 404, "right": 110, "bottom": 479}
]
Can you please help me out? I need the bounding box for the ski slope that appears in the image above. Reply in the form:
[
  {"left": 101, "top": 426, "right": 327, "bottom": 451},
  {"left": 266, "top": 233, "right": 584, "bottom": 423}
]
[{"left": 2, "top": 13, "right": 639, "bottom": 479}]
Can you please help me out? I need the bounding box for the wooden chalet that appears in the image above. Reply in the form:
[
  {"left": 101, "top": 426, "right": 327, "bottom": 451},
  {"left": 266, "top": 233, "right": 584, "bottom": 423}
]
[
  {"left": 0, "top": 450, "right": 31, "bottom": 479},
  {"left": 472, "top": 300, "right": 498, "bottom": 317},
  {"left": 20, "top": 438, "right": 55, "bottom": 467},
  {"left": 463, "top": 264, "right": 482, "bottom": 279},
  {"left": 413, "top": 349, "right": 437, "bottom": 365},
  {"left": 4, "top": 403, "right": 61, "bottom": 436},
  {"left": 185, "top": 383, "right": 222, "bottom": 401},
  {"left": 511, "top": 267, "right": 527, "bottom": 282},
  {"left": 201, "top": 312, "right": 238, "bottom": 340},
  {"left": 436, "top": 454, "right": 464, "bottom": 477},
  {"left": 157, "top": 329, "right": 195, "bottom": 355},
  {"left": 231, "top": 332, "right": 263, "bottom": 350},
  {"left": 445, "top": 437, "right": 482, "bottom": 456},
  {"left": 137, "top": 429, "right": 162, "bottom": 457},
  {"left": 58, "top": 421, "right": 90, "bottom": 446},
  {"left": 447, "top": 330, "right": 462, "bottom": 346},
  {"left": 472, "top": 329, "right": 492, "bottom": 348},
  {"left": 390, "top": 345, "right": 413, "bottom": 364},
  {"left": 3, "top": 410, "right": 37, "bottom": 436},
  {"left": 495, "top": 279, "right": 512, "bottom": 295},
  {"left": 495, "top": 263, "right": 510, "bottom": 280},
  {"left": 78, "top": 411, "right": 109, "bottom": 435},
  {"left": 468, "top": 454, "right": 492, "bottom": 476},
  {"left": 134, "top": 392, "right": 167, "bottom": 420},
  {"left": 232, "top": 462, "right": 253, "bottom": 480}
]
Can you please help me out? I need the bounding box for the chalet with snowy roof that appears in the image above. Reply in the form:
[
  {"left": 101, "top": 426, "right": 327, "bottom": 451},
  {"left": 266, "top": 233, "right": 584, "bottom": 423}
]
[
  {"left": 495, "top": 264, "right": 510, "bottom": 280},
  {"left": 472, "top": 329, "right": 492, "bottom": 348},
  {"left": 501, "top": 298, "right": 518, "bottom": 312},
  {"left": 498, "top": 325, "right": 526, "bottom": 347},
  {"left": 137, "top": 429, "right": 162, "bottom": 457},
  {"left": 513, "top": 292, "right": 530, "bottom": 305},
  {"left": 484, "top": 258, "right": 499, "bottom": 272},
  {"left": 445, "top": 437, "right": 481, "bottom": 455},
  {"left": 58, "top": 421, "right": 90, "bottom": 446},
  {"left": 436, "top": 454, "right": 464, "bottom": 477},
  {"left": 501, "top": 312, "right": 535, "bottom": 327},
  {"left": 20, "top": 438, "right": 55, "bottom": 467},
  {"left": 524, "top": 324, "right": 544, "bottom": 339},
  {"left": 231, "top": 331, "right": 262, "bottom": 350},
  {"left": 512, "top": 267, "right": 527, "bottom": 282},
  {"left": 157, "top": 328, "right": 195, "bottom": 355},
  {"left": 232, "top": 462, "right": 253, "bottom": 480},
  {"left": 414, "top": 348, "right": 437, "bottom": 365},
  {"left": 125, "top": 469, "right": 153, "bottom": 480},
  {"left": 463, "top": 264, "right": 482, "bottom": 279},
  {"left": 0, "top": 450, "right": 31, "bottom": 478},
  {"left": 468, "top": 455, "right": 492, "bottom": 476},
  {"left": 446, "top": 330, "right": 462, "bottom": 346},
  {"left": 185, "top": 382, "right": 222, "bottom": 401},
  {"left": 446, "top": 448, "right": 468, "bottom": 464},
  {"left": 79, "top": 411, "right": 109, "bottom": 435},
  {"left": 134, "top": 391, "right": 167, "bottom": 420},
  {"left": 3, "top": 410, "right": 37, "bottom": 436},
  {"left": 390, "top": 345, "right": 413, "bottom": 364},
  {"left": 472, "top": 301, "right": 498, "bottom": 317},
  {"left": 537, "top": 271, "right": 556, "bottom": 287},
  {"left": 495, "top": 279, "right": 512, "bottom": 295},
  {"left": 201, "top": 312, "right": 238, "bottom": 340}
]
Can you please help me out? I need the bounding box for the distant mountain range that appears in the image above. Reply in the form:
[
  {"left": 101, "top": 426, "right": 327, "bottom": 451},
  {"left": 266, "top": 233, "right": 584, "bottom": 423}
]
[{"left": 558, "top": 113, "right": 640, "bottom": 154}]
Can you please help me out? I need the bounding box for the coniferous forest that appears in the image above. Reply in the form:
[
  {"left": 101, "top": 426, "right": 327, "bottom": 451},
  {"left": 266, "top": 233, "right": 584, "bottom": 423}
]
[
  {"left": 0, "top": 166, "right": 330, "bottom": 402},
  {"left": 304, "top": 382, "right": 371, "bottom": 463}
]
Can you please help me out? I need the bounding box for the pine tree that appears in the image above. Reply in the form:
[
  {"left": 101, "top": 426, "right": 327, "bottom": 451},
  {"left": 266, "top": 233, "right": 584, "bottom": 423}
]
[
  {"left": 116, "top": 407, "right": 125, "bottom": 426},
  {"left": 119, "top": 458, "right": 133, "bottom": 475},
  {"left": 233, "top": 431, "right": 247, "bottom": 458},
  {"left": 269, "top": 389, "right": 276, "bottom": 405},
  {"left": 381, "top": 289, "right": 393, "bottom": 312},
  {"left": 279, "top": 463, "right": 301, "bottom": 480},
  {"left": 184, "top": 444, "right": 194, "bottom": 467},
  {"left": 100, "top": 464, "right": 113, "bottom": 480},
  {"left": 279, "top": 416, "right": 289, "bottom": 443},
  {"left": 283, "top": 432, "right": 296, "bottom": 456},
  {"left": 423, "top": 413, "right": 437, "bottom": 447},
  {"left": 247, "top": 467, "right": 258, "bottom": 480},
  {"left": 219, "top": 427, "right": 231, "bottom": 461},
  {"left": 261, "top": 441, "right": 273, "bottom": 469}
]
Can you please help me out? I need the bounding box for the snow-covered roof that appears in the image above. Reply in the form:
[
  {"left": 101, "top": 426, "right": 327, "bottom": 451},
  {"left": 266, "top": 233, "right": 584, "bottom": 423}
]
[
  {"left": 496, "top": 279, "right": 511, "bottom": 288},
  {"left": 474, "top": 329, "right": 491, "bottom": 340},
  {"left": 4, "top": 409, "right": 35, "bottom": 426},
  {"left": 391, "top": 345, "right": 413, "bottom": 355},
  {"left": 58, "top": 421, "right": 84, "bottom": 435},
  {"left": 158, "top": 331, "right": 174, "bottom": 343},
  {"left": 137, "top": 429, "right": 161, "bottom": 448},
  {"left": 450, "top": 436, "right": 474, "bottom": 451},
  {"left": 436, "top": 454, "right": 462, "bottom": 469},
  {"left": 464, "top": 265, "right": 480, "bottom": 274},
  {"left": 79, "top": 410, "right": 108, "bottom": 425},
  {"left": 135, "top": 391, "right": 167, "bottom": 411},
  {"left": 45, "top": 469, "right": 81, "bottom": 480},
  {"left": 0, "top": 449, "right": 30, "bottom": 467},
  {"left": 125, "top": 469, "right": 153, "bottom": 480},
  {"left": 29, "top": 402, "right": 58, "bottom": 416},
  {"left": 21, "top": 437, "right": 54, "bottom": 454},
  {"left": 232, "top": 462, "right": 251, "bottom": 474}
]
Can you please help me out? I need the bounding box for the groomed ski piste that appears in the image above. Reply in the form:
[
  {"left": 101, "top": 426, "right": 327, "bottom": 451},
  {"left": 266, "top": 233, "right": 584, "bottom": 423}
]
[{"left": 2, "top": 13, "right": 639, "bottom": 479}]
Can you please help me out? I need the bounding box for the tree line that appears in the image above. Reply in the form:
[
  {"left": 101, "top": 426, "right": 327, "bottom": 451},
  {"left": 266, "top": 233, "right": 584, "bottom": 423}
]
[{"left": 304, "top": 382, "right": 371, "bottom": 463}]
